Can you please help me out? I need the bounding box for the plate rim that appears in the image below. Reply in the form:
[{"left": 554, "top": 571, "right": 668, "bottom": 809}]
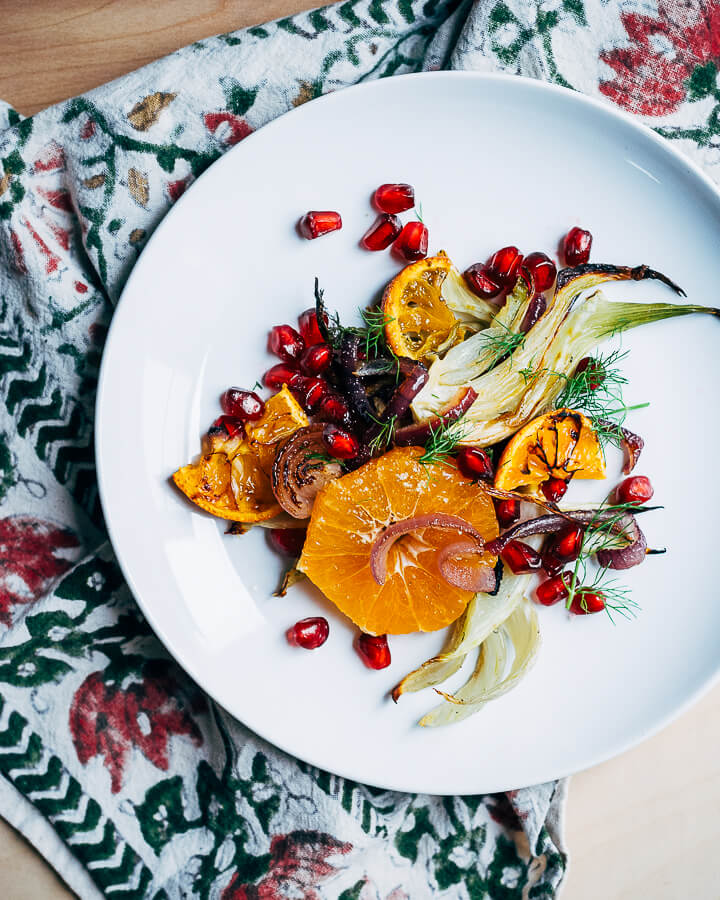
[{"left": 96, "top": 70, "right": 720, "bottom": 794}]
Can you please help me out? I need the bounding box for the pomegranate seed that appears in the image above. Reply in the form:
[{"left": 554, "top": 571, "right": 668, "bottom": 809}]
[
  {"left": 542, "top": 550, "right": 565, "bottom": 577},
  {"left": 316, "top": 392, "right": 351, "bottom": 425},
  {"left": 361, "top": 214, "right": 401, "bottom": 251},
  {"left": 575, "top": 356, "right": 605, "bottom": 389},
  {"left": 374, "top": 183, "right": 415, "bottom": 214},
  {"left": 287, "top": 617, "right": 330, "bottom": 649},
  {"left": 569, "top": 591, "right": 605, "bottom": 615},
  {"left": 269, "top": 528, "right": 307, "bottom": 557},
  {"left": 616, "top": 475, "right": 654, "bottom": 505},
  {"left": 357, "top": 633, "right": 391, "bottom": 669},
  {"left": 210, "top": 415, "right": 244, "bottom": 438},
  {"left": 221, "top": 388, "right": 265, "bottom": 421},
  {"left": 299, "top": 211, "right": 342, "bottom": 240},
  {"left": 495, "top": 498, "right": 520, "bottom": 528},
  {"left": 394, "top": 221, "right": 428, "bottom": 261},
  {"left": 501, "top": 540, "right": 543, "bottom": 574},
  {"left": 269, "top": 324, "right": 305, "bottom": 362},
  {"left": 464, "top": 264, "right": 502, "bottom": 300},
  {"left": 551, "top": 526, "right": 584, "bottom": 562},
  {"left": 523, "top": 252, "right": 557, "bottom": 293},
  {"left": 536, "top": 573, "right": 571, "bottom": 606},
  {"left": 264, "top": 362, "right": 301, "bottom": 390},
  {"left": 540, "top": 477, "right": 568, "bottom": 503},
  {"left": 298, "top": 308, "right": 326, "bottom": 346},
  {"left": 562, "top": 227, "right": 592, "bottom": 266},
  {"left": 293, "top": 376, "right": 329, "bottom": 413},
  {"left": 300, "top": 343, "right": 332, "bottom": 375},
  {"left": 488, "top": 246, "right": 523, "bottom": 288},
  {"left": 456, "top": 447, "right": 493, "bottom": 481},
  {"left": 322, "top": 424, "right": 359, "bottom": 459}
]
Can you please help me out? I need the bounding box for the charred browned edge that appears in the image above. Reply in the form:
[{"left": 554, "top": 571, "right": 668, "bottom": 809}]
[{"left": 555, "top": 263, "right": 685, "bottom": 296}]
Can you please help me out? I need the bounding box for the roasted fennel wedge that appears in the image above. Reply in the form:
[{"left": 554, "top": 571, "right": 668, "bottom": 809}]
[{"left": 420, "top": 600, "right": 541, "bottom": 728}]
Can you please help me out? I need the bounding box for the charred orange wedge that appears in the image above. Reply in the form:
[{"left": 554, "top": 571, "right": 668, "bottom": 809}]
[
  {"left": 298, "top": 447, "right": 499, "bottom": 635},
  {"left": 494, "top": 409, "right": 605, "bottom": 493},
  {"left": 382, "top": 255, "right": 466, "bottom": 361},
  {"left": 173, "top": 386, "right": 308, "bottom": 522}
]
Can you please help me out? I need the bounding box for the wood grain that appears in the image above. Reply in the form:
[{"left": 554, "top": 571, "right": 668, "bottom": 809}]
[{"left": 1, "top": 3, "right": 719, "bottom": 899}]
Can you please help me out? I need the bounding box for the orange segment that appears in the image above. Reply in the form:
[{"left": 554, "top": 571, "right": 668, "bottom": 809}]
[
  {"left": 494, "top": 408, "right": 605, "bottom": 493},
  {"left": 382, "top": 255, "right": 461, "bottom": 360},
  {"left": 173, "top": 386, "right": 308, "bottom": 522},
  {"left": 298, "top": 447, "right": 499, "bottom": 635}
]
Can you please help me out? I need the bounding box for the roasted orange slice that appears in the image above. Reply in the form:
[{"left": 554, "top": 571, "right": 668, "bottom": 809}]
[
  {"left": 173, "top": 386, "right": 308, "bottom": 522},
  {"left": 297, "top": 447, "right": 499, "bottom": 635},
  {"left": 382, "top": 255, "right": 472, "bottom": 361},
  {"left": 494, "top": 409, "right": 605, "bottom": 493}
]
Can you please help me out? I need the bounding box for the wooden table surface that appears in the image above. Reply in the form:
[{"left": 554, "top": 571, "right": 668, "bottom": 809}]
[{"left": 2, "top": 2, "right": 718, "bottom": 898}]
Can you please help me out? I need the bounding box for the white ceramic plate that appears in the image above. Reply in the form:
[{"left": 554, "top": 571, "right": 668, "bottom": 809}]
[{"left": 96, "top": 72, "right": 720, "bottom": 794}]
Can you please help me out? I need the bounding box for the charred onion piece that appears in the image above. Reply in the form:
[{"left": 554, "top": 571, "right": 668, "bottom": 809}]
[
  {"left": 339, "top": 333, "right": 376, "bottom": 424},
  {"left": 370, "top": 514, "right": 485, "bottom": 586},
  {"left": 596, "top": 418, "right": 644, "bottom": 474},
  {"left": 555, "top": 262, "right": 685, "bottom": 296},
  {"left": 597, "top": 513, "right": 648, "bottom": 569},
  {"left": 436, "top": 540, "right": 497, "bottom": 592},
  {"left": 520, "top": 292, "right": 547, "bottom": 333},
  {"left": 364, "top": 362, "right": 429, "bottom": 449},
  {"left": 354, "top": 357, "right": 419, "bottom": 378},
  {"left": 271, "top": 425, "right": 342, "bottom": 519},
  {"left": 394, "top": 387, "right": 478, "bottom": 446}
]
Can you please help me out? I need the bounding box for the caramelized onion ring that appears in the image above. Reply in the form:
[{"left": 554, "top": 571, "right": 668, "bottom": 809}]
[
  {"left": 271, "top": 425, "right": 342, "bottom": 519},
  {"left": 370, "top": 513, "right": 485, "bottom": 586},
  {"left": 436, "top": 540, "right": 497, "bottom": 592}
]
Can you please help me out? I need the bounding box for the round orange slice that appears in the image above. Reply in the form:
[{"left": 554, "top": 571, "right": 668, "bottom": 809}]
[
  {"left": 173, "top": 386, "right": 308, "bottom": 522},
  {"left": 382, "top": 255, "right": 463, "bottom": 360},
  {"left": 494, "top": 408, "right": 605, "bottom": 493},
  {"left": 297, "top": 447, "right": 499, "bottom": 635}
]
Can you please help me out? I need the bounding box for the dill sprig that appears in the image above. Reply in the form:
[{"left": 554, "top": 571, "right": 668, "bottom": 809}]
[
  {"left": 418, "top": 416, "right": 471, "bottom": 467},
  {"left": 313, "top": 280, "right": 396, "bottom": 361},
  {"left": 304, "top": 450, "right": 349, "bottom": 472},
  {"left": 563, "top": 563, "right": 639, "bottom": 624},
  {"left": 478, "top": 322, "right": 525, "bottom": 369},
  {"left": 359, "top": 307, "right": 396, "bottom": 360},
  {"left": 367, "top": 413, "right": 398, "bottom": 454}
]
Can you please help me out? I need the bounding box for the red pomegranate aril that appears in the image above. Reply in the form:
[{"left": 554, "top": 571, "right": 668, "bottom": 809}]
[
  {"left": 361, "top": 214, "right": 402, "bottom": 251},
  {"left": 317, "top": 393, "right": 352, "bottom": 425},
  {"left": 299, "top": 211, "right": 342, "bottom": 240},
  {"left": 374, "top": 183, "right": 415, "bottom": 214},
  {"left": 552, "top": 526, "right": 584, "bottom": 562},
  {"left": 501, "top": 540, "right": 543, "bottom": 574},
  {"left": 269, "top": 324, "right": 305, "bottom": 362},
  {"left": 616, "top": 475, "right": 654, "bottom": 505},
  {"left": 488, "top": 246, "right": 523, "bottom": 287},
  {"left": 542, "top": 550, "right": 565, "bottom": 577},
  {"left": 300, "top": 343, "right": 332, "bottom": 375},
  {"left": 575, "top": 356, "right": 604, "bottom": 390},
  {"left": 294, "top": 376, "right": 329, "bottom": 413},
  {"left": 562, "top": 226, "right": 592, "bottom": 265},
  {"left": 495, "top": 498, "right": 521, "bottom": 528},
  {"left": 298, "top": 308, "right": 326, "bottom": 346},
  {"left": 322, "top": 424, "right": 359, "bottom": 459},
  {"left": 287, "top": 617, "right": 330, "bottom": 649},
  {"left": 536, "top": 574, "right": 571, "bottom": 606},
  {"left": 464, "top": 264, "right": 503, "bottom": 300},
  {"left": 210, "top": 415, "right": 244, "bottom": 438},
  {"left": 569, "top": 591, "right": 605, "bottom": 615},
  {"left": 456, "top": 447, "right": 494, "bottom": 481},
  {"left": 394, "top": 221, "right": 428, "bottom": 261},
  {"left": 268, "top": 527, "right": 307, "bottom": 557},
  {"left": 264, "top": 362, "right": 302, "bottom": 390},
  {"left": 357, "top": 633, "right": 391, "bottom": 669},
  {"left": 221, "top": 387, "right": 265, "bottom": 421},
  {"left": 523, "top": 251, "right": 557, "bottom": 293},
  {"left": 541, "top": 477, "right": 568, "bottom": 503}
]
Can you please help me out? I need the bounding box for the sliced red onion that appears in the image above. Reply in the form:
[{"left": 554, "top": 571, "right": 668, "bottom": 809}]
[
  {"left": 394, "top": 387, "right": 478, "bottom": 446},
  {"left": 520, "top": 292, "right": 546, "bottom": 333},
  {"left": 370, "top": 513, "right": 485, "bottom": 586},
  {"left": 595, "top": 418, "right": 644, "bottom": 473},
  {"left": 597, "top": 514, "right": 647, "bottom": 569},
  {"left": 436, "top": 540, "right": 497, "bottom": 592}
]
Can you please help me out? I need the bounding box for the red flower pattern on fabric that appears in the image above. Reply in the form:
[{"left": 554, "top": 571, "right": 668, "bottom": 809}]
[
  {"left": 0, "top": 516, "right": 79, "bottom": 625},
  {"left": 221, "top": 831, "right": 352, "bottom": 900},
  {"left": 600, "top": 0, "right": 720, "bottom": 116},
  {"left": 69, "top": 662, "right": 204, "bottom": 793},
  {"left": 203, "top": 112, "right": 253, "bottom": 145}
]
